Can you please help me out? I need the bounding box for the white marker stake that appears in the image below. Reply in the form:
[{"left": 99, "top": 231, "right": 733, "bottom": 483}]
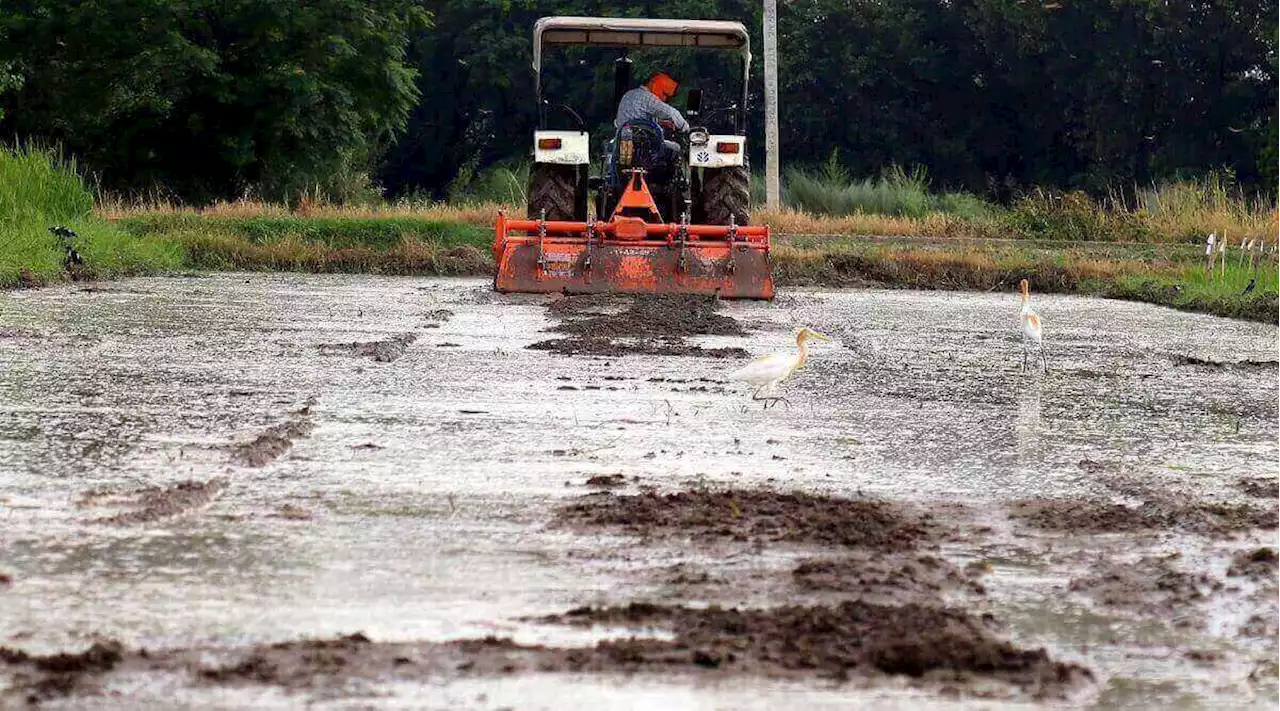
[
  {"left": 1219, "top": 233, "right": 1227, "bottom": 279},
  {"left": 1205, "top": 233, "right": 1216, "bottom": 280}
]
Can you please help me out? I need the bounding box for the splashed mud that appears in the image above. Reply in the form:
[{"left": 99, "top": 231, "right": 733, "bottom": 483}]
[
  {"left": 1008, "top": 498, "right": 1278, "bottom": 536},
  {"left": 1067, "top": 553, "right": 1224, "bottom": 627},
  {"left": 1227, "top": 548, "right": 1279, "bottom": 582},
  {"left": 317, "top": 333, "right": 417, "bottom": 362},
  {"left": 229, "top": 406, "right": 316, "bottom": 467},
  {"left": 530, "top": 294, "right": 750, "bottom": 358},
  {"left": 88, "top": 478, "right": 231, "bottom": 526},
  {"left": 557, "top": 489, "right": 939, "bottom": 552}
]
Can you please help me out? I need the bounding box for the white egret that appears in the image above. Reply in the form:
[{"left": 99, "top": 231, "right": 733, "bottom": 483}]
[
  {"left": 728, "top": 327, "right": 832, "bottom": 408},
  {"left": 1019, "top": 279, "right": 1047, "bottom": 373}
]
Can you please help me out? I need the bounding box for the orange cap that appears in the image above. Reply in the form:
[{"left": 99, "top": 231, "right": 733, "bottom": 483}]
[{"left": 646, "top": 72, "right": 679, "bottom": 101}]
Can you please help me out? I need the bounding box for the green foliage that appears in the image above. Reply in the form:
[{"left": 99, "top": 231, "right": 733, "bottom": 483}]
[
  {"left": 447, "top": 161, "right": 531, "bottom": 207},
  {"left": 1, "top": 0, "right": 1275, "bottom": 205},
  {"left": 120, "top": 214, "right": 489, "bottom": 251},
  {"left": 0, "top": 144, "right": 180, "bottom": 287},
  {"left": 1, "top": 0, "right": 430, "bottom": 204},
  {"left": 782, "top": 154, "right": 997, "bottom": 220}
]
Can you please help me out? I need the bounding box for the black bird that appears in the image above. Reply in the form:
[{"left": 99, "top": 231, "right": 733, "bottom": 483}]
[
  {"left": 48, "top": 226, "right": 83, "bottom": 271},
  {"left": 1242, "top": 278, "right": 1256, "bottom": 296}
]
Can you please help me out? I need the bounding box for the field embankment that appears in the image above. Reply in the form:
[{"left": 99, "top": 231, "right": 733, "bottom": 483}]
[{"left": 4, "top": 146, "right": 1276, "bottom": 323}]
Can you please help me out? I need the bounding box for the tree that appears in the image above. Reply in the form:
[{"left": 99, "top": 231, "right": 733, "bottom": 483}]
[{"left": 0, "top": 0, "right": 429, "bottom": 203}]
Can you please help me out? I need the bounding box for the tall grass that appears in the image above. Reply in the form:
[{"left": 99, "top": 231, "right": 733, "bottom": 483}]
[
  {"left": 0, "top": 143, "right": 181, "bottom": 287},
  {"left": 782, "top": 154, "right": 998, "bottom": 222},
  {"left": 1129, "top": 172, "right": 1277, "bottom": 243}
]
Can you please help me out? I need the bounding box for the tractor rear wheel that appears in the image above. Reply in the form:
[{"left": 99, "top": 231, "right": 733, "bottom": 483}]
[
  {"left": 527, "top": 164, "right": 579, "bottom": 221},
  {"left": 700, "top": 166, "right": 750, "bottom": 226}
]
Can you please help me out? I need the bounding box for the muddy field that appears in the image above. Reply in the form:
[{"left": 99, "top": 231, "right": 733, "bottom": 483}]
[{"left": 0, "top": 274, "right": 1276, "bottom": 709}]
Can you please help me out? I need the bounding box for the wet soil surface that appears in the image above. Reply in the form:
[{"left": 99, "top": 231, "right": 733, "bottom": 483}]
[
  {"left": 556, "top": 489, "right": 940, "bottom": 552},
  {"left": 1008, "top": 498, "right": 1278, "bottom": 536},
  {"left": 1227, "top": 548, "right": 1279, "bottom": 582},
  {"left": 791, "top": 553, "right": 988, "bottom": 601},
  {"left": 536, "top": 601, "right": 1089, "bottom": 696},
  {"left": 317, "top": 332, "right": 417, "bottom": 362},
  {"left": 0, "top": 640, "right": 124, "bottom": 704},
  {"left": 0, "top": 598, "right": 1092, "bottom": 705},
  {"left": 1238, "top": 476, "right": 1280, "bottom": 499},
  {"left": 1171, "top": 354, "right": 1280, "bottom": 371},
  {"left": 1, "top": 275, "right": 1277, "bottom": 709},
  {"left": 229, "top": 404, "right": 316, "bottom": 467},
  {"left": 530, "top": 294, "right": 750, "bottom": 358},
  {"left": 84, "top": 478, "right": 231, "bottom": 526},
  {"left": 1067, "top": 553, "right": 1225, "bottom": 627}
]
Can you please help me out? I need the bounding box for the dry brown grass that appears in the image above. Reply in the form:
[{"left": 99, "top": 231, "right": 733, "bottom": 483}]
[{"left": 772, "top": 242, "right": 1164, "bottom": 293}]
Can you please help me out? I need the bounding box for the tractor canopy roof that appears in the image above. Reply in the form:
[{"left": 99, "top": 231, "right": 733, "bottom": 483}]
[{"left": 533, "top": 16, "right": 751, "bottom": 75}]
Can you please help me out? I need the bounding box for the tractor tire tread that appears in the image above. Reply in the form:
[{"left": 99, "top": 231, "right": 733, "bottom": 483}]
[
  {"left": 700, "top": 166, "right": 750, "bottom": 226},
  {"left": 528, "top": 164, "right": 578, "bottom": 222}
]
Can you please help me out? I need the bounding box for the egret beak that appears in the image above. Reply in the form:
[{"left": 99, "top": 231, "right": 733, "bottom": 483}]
[{"left": 810, "top": 331, "right": 833, "bottom": 342}]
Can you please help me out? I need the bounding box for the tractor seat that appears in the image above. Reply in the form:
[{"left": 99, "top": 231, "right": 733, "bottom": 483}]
[{"left": 616, "top": 120, "right": 664, "bottom": 170}]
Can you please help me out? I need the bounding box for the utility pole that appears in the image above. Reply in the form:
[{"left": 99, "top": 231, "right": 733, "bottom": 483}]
[{"left": 763, "top": 0, "right": 780, "bottom": 211}]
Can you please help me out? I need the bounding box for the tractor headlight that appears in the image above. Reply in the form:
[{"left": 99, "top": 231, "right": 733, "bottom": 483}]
[{"left": 689, "top": 130, "right": 709, "bottom": 146}]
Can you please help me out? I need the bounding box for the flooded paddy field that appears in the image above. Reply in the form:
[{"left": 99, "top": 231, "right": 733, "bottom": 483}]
[{"left": 0, "top": 274, "right": 1275, "bottom": 709}]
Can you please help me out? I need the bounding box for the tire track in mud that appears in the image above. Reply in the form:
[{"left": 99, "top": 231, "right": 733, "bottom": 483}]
[
  {"left": 79, "top": 401, "right": 317, "bottom": 526},
  {"left": 229, "top": 402, "right": 317, "bottom": 468},
  {"left": 316, "top": 333, "right": 417, "bottom": 363}
]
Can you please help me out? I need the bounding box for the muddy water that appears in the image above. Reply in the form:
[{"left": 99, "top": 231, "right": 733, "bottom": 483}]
[{"left": 0, "top": 274, "right": 1275, "bottom": 709}]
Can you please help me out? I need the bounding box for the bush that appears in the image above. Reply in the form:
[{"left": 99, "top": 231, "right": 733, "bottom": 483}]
[{"left": 0, "top": 143, "right": 180, "bottom": 286}]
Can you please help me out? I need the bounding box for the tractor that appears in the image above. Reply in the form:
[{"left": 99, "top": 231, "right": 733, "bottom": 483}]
[{"left": 492, "top": 16, "right": 773, "bottom": 299}]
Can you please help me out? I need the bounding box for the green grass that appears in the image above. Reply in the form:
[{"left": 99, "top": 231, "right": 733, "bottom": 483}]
[
  {"left": 116, "top": 213, "right": 490, "bottom": 275},
  {"left": 119, "top": 214, "right": 490, "bottom": 251},
  {"left": 0, "top": 143, "right": 181, "bottom": 287},
  {"left": 781, "top": 157, "right": 1000, "bottom": 224}
]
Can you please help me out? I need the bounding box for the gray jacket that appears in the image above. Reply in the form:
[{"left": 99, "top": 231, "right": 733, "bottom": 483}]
[{"left": 614, "top": 86, "right": 690, "bottom": 133}]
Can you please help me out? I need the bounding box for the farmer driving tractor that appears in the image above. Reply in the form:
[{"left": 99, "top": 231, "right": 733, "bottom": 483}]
[{"left": 614, "top": 71, "right": 689, "bottom": 166}]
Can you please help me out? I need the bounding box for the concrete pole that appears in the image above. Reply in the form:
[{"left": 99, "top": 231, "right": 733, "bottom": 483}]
[{"left": 763, "top": 0, "right": 780, "bottom": 211}]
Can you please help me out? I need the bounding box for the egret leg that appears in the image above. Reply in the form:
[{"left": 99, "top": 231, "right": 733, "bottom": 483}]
[
  {"left": 1021, "top": 342, "right": 1028, "bottom": 374},
  {"left": 751, "top": 386, "right": 772, "bottom": 410},
  {"left": 1040, "top": 343, "right": 1048, "bottom": 374}
]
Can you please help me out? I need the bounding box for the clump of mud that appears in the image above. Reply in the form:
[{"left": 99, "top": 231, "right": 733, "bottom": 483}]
[
  {"left": 1171, "top": 354, "right": 1279, "bottom": 371},
  {"left": 1067, "top": 553, "right": 1222, "bottom": 626},
  {"left": 1227, "top": 548, "right": 1278, "bottom": 582},
  {"left": 793, "top": 552, "right": 986, "bottom": 602},
  {"left": 1237, "top": 477, "right": 1279, "bottom": 500},
  {"left": 89, "top": 478, "right": 230, "bottom": 525},
  {"left": 5, "top": 604, "right": 1087, "bottom": 702},
  {"left": 317, "top": 333, "right": 417, "bottom": 363},
  {"left": 271, "top": 504, "right": 314, "bottom": 521},
  {"left": 584, "top": 474, "right": 628, "bottom": 489},
  {"left": 557, "top": 489, "right": 938, "bottom": 552},
  {"left": 231, "top": 408, "right": 316, "bottom": 467},
  {"left": 537, "top": 601, "right": 1090, "bottom": 697},
  {"left": 531, "top": 294, "right": 749, "bottom": 359},
  {"left": 1009, "top": 498, "right": 1278, "bottom": 536},
  {"left": 528, "top": 337, "right": 747, "bottom": 359},
  {"left": 552, "top": 294, "right": 745, "bottom": 339},
  {"left": 197, "top": 633, "right": 373, "bottom": 686},
  {"left": 0, "top": 639, "right": 123, "bottom": 703}
]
